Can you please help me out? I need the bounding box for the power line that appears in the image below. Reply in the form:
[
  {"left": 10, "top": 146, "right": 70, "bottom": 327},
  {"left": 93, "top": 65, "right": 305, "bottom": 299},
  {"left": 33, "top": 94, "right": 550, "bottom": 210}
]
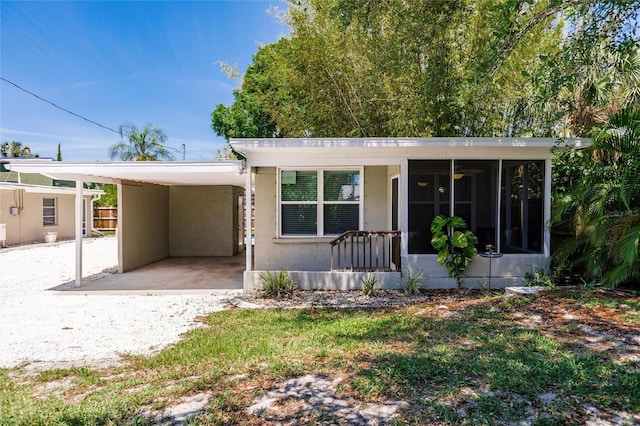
[{"left": 0, "top": 76, "right": 120, "bottom": 134}]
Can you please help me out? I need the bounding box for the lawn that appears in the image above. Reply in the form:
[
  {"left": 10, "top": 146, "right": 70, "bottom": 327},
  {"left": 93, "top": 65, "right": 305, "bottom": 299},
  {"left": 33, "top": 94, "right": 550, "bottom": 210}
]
[{"left": 1, "top": 288, "right": 639, "bottom": 425}]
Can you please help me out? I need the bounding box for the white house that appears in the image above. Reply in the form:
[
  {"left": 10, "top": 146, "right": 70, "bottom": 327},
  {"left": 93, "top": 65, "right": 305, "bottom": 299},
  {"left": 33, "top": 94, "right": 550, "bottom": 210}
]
[
  {"left": 0, "top": 161, "right": 103, "bottom": 246},
  {"left": 230, "top": 137, "right": 585, "bottom": 289},
  {"left": 8, "top": 137, "right": 586, "bottom": 289}
]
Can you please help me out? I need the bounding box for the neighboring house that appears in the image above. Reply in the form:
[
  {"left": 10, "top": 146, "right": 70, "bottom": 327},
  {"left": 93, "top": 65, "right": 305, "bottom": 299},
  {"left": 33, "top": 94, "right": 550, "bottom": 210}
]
[
  {"left": 7, "top": 138, "right": 586, "bottom": 289},
  {"left": 0, "top": 161, "right": 102, "bottom": 246}
]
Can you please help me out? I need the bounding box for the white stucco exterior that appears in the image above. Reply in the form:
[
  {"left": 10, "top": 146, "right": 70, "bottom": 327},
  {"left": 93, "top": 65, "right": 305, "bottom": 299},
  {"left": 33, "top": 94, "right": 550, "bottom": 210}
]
[{"left": 232, "top": 137, "right": 586, "bottom": 290}]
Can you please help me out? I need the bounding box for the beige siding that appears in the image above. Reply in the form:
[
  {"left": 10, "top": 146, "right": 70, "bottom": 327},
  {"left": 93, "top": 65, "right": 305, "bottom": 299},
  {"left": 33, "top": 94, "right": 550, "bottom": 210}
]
[
  {"left": 253, "top": 166, "right": 390, "bottom": 272},
  {"left": 169, "top": 185, "right": 243, "bottom": 256},
  {"left": 120, "top": 182, "right": 169, "bottom": 272},
  {"left": 0, "top": 188, "right": 93, "bottom": 246}
]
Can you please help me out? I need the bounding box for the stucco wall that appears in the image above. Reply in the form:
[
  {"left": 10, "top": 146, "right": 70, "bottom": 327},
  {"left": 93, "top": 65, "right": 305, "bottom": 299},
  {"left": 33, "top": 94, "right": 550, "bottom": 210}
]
[
  {"left": 253, "top": 166, "right": 390, "bottom": 272},
  {"left": 402, "top": 254, "right": 548, "bottom": 289},
  {"left": 169, "top": 185, "right": 243, "bottom": 256},
  {"left": 120, "top": 182, "right": 169, "bottom": 272},
  {"left": 0, "top": 188, "right": 92, "bottom": 246}
]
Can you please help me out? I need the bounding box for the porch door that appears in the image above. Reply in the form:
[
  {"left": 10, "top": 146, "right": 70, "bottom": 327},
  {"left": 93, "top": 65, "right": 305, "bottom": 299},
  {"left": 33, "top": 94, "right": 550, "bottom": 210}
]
[{"left": 390, "top": 175, "right": 399, "bottom": 270}]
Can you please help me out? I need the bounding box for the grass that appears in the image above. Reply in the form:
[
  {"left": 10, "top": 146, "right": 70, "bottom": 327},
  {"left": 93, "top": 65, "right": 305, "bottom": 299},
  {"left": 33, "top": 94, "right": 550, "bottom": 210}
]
[{"left": 1, "top": 289, "right": 639, "bottom": 425}]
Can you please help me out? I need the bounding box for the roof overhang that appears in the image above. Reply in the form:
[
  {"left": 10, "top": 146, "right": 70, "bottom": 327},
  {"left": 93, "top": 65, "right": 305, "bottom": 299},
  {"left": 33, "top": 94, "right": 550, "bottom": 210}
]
[
  {"left": 231, "top": 137, "right": 590, "bottom": 167},
  {"left": 6, "top": 160, "right": 247, "bottom": 187},
  {"left": 0, "top": 182, "right": 103, "bottom": 196}
]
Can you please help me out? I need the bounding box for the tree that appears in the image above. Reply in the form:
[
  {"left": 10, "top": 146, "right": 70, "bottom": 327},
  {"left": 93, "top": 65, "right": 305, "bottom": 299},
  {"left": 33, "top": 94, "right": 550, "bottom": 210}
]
[
  {"left": 109, "top": 123, "right": 175, "bottom": 161},
  {"left": 0, "top": 140, "right": 38, "bottom": 158},
  {"left": 213, "top": 0, "right": 639, "bottom": 142},
  {"left": 552, "top": 106, "right": 640, "bottom": 287},
  {"left": 211, "top": 40, "right": 293, "bottom": 141},
  {"left": 56, "top": 143, "right": 62, "bottom": 161}
]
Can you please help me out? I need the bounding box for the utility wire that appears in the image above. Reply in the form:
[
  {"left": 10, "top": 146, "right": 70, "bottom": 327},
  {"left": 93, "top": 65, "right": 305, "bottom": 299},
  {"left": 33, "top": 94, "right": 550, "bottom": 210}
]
[{"left": 0, "top": 76, "right": 120, "bottom": 134}]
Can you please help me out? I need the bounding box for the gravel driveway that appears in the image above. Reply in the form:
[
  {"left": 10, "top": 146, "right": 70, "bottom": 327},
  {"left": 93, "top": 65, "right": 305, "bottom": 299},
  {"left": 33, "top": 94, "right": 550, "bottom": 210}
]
[{"left": 0, "top": 238, "right": 241, "bottom": 369}]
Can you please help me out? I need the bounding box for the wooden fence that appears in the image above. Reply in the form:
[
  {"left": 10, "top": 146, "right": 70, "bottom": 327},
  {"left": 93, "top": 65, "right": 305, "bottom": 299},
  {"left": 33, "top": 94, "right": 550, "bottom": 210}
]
[{"left": 94, "top": 206, "right": 117, "bottom": 231}]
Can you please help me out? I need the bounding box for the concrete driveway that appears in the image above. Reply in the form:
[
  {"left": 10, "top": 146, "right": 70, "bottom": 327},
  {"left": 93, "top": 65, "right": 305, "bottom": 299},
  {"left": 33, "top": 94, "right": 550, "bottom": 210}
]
[{"left": 59, "top": 255, "right": 245, "bottom": 294}]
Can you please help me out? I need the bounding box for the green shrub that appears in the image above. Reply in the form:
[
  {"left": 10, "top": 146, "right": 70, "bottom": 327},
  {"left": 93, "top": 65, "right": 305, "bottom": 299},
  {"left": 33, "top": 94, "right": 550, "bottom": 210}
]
[
  {"left": 430, "top": 214, "right": 479, "bottom": 288},
  {"left": 523, "top": 267, "right": 556, "bottom": 289},
  {"left": 259, "top": 270, "right": 297, "bottom": 298},
  {"left": 360, "top": 273, "right": 377, "bottom": 296},
  {"left": 404, "top": 270, "right": 424, "bottom": 295}
]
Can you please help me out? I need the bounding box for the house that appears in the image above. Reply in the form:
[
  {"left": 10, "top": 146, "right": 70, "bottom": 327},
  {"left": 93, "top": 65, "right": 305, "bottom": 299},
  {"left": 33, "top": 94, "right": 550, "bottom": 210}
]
[
  {"left": 0, "top": 161, "right": 103, "bottom": 246},
  {"left": 7, "top": 138, "right": 586, "bottom": 289},
  {"left": 230, "top": 138, "right": 586, "bottom": 289}
]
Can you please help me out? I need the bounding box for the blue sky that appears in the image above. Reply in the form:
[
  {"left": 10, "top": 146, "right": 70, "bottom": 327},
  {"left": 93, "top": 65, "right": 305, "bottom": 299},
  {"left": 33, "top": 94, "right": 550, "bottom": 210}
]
[{"left": 0, "top": 1, "right": 288, "bottom": 161}]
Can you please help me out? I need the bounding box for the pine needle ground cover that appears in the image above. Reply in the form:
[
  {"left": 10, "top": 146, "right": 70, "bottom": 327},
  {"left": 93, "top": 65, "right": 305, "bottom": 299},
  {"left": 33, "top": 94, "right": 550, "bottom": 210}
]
[{"left": 1, "top": 289, "right": 638, "bottom": 425}]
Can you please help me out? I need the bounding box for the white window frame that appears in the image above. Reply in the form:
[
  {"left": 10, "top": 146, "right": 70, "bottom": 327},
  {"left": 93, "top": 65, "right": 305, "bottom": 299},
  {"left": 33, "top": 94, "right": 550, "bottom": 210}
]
[
  {"left": 43, "top": 197, "right": 57, "bottom": 226},
  {"left": 278, "top": 167, "right": 364, "bottom": 237}
]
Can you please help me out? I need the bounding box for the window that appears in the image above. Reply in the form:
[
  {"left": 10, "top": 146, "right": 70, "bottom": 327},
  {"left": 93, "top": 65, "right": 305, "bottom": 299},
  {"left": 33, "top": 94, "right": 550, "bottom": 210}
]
[
  {"left": 43, "top": 198, "right": 57, "bottom": 226},
  {"left": 500, "top": 160, "right": 544, "bottom": 253},
  {"left": 408, "top": 160, "right": 450, "bottom": 253},
  {"left": 408, "top": 160, "right": 544, "bottom": 254},
  {"left": 454, "top": 160, "right": 498, "bottom": 251},
  {"left": 280, "top": 169, "right": 361, "bottom": 236}
]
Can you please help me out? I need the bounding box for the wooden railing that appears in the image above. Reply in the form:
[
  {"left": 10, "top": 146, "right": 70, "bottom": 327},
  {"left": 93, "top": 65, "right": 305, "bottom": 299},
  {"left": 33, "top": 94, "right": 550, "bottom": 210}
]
[{"left": 329, "top": 230, "right": 401, "bottom": 272}]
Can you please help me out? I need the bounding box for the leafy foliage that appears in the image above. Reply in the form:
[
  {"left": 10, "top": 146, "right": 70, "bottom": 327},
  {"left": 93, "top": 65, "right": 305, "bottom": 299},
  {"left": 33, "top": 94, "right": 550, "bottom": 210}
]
[
  {"left": 552, "top": 106, "right": 640, "bottom": 287},
  {"left": 212, "top": 0, "right": 639, "bottom": 142},
  {"left": 403, "top": 269, "right": 424, "bottom": 295},
  {"left": 109, "top": 123, "right": 174, "bottom": 161},
  {"left": 259, "top": 270, "right": 297, "bottom": 298},
  {"left": 431, "top": 215, "right": 479, "bottom": 288},
  {"left": 360, "top": 273, "right": 377, "bottom": 296},
  {"left": 0, "top": 141, "right": 38, "bottom": 158}
]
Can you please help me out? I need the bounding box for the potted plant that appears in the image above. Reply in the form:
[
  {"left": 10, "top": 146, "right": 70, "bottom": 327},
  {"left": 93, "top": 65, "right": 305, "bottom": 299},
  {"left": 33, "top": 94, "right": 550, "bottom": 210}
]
[{"left": 430, "top": 214, "right": 478, "bottom": 288}]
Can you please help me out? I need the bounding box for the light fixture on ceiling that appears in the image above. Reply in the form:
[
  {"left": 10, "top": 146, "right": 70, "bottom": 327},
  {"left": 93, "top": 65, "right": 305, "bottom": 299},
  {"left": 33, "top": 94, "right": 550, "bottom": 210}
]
[
  {"left": 453, "top": 173, "right": 464, "bottom": 180},
  {"left": 417, "top": 181, "right": 428, "bottom": 187}
]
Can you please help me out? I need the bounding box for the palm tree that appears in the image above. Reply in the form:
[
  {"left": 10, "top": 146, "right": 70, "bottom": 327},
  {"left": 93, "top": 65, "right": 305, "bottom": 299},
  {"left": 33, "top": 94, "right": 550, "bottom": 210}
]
[
  {"left": 0, "top": 140, "right": 38, "bottom": 158},
  {"left": 552, "top": 106, "right": 640, "bottom": 287},
  {"left": 109, "top": 124, "right": 175, "bottom": 161}
]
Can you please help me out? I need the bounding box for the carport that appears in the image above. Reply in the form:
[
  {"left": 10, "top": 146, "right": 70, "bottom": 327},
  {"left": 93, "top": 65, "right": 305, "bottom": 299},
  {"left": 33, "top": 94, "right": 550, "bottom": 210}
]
[{"left": 7, "top": 160, "right": 248, "bottom": 289}]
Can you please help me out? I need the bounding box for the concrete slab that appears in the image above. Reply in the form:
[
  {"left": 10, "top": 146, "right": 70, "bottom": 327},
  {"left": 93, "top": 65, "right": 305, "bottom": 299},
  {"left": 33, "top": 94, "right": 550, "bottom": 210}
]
[
  {"left": 59, "top": 255, "right": 244, "bottom": 293},
  {"left": 504, "top": 286, "right": 547, "bottom": 297}
]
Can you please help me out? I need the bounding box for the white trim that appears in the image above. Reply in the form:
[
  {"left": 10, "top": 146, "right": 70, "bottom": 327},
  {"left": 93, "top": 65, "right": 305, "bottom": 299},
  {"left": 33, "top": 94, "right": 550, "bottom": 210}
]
[
  {"left": 232, "top": 137, "right": 588, "bottom": 168},
  {"left": 389, "top": 173, "right": 400, "bottom": 231},
  {"left": 246, "top": 166, "right": 253, "bottom": 272},
  {"left": 75, "top": 180, "right": 83, "bottom": 287},
  {"left": 0, "top": 182, "right": 102, "bottom": 196},
  {"left": 277, "top": 167, "right": 364, "bottom": 238},
  {"left": 7, "top": 161, "right": 245, "bottom": 187},
  {"left": 117, "top": 183, "right": 123, "bottom": 274},
  {"left": 496, "top": 160, "right": 503, "bottom": 253},
  {"left": 544, "top": 158, "right": 552, "bottom": 257},
  {"left": 400, "top": 159, "right": 409, "bottom": 257}
]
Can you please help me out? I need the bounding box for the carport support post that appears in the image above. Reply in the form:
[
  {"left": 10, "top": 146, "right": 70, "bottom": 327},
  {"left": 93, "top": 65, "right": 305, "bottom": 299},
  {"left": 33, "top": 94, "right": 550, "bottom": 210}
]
[
  {"left": 245, "top": 165, "right": 252, "bottom": 272},
  {"left": 74, "top": 180, "right": 84, "bottom": 287}
]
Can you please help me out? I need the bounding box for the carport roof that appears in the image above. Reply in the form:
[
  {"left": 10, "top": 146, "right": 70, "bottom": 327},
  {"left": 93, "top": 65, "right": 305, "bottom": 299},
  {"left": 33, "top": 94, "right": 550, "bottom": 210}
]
[{"left": 6, "top": 160, "right": 246, "bottom": 186}]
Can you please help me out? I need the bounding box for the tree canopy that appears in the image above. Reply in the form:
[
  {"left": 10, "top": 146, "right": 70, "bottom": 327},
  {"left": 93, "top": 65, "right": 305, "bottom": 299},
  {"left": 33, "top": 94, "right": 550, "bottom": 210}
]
[
  {"left": 109, "top": 123, "right": 175, "bottom": 161},
  {"left": 0, "top": 141, "right": 39, "bottom": 158},
  {"left": 212, "top": 0, "right": 640, "bottom": 141}
]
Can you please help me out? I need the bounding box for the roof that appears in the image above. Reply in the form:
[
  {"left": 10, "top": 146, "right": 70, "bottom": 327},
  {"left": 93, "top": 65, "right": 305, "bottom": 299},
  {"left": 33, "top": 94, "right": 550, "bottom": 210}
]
[
  {"left": 0, "top": 182, "right": 103, "bottom": 196},
  {"left": 230, "top": 137, "right": 589, "bottom": 167},
  {"left": 6, "top": 160, "right": 246, "bottom": 187}
]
